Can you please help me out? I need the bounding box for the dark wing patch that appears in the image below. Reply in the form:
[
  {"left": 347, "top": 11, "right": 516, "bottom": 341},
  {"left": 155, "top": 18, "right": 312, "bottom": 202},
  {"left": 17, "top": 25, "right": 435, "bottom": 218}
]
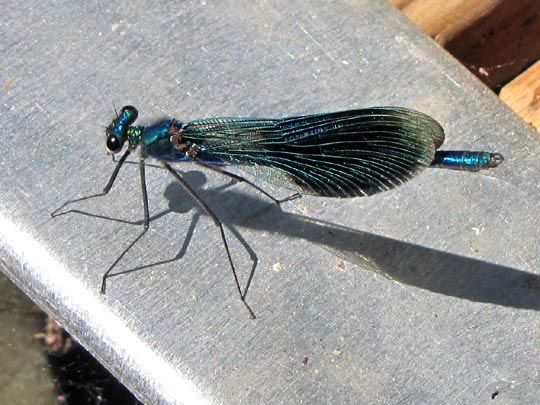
[{"left": 182, "top": 108, "right": 444, "bottom": 197}]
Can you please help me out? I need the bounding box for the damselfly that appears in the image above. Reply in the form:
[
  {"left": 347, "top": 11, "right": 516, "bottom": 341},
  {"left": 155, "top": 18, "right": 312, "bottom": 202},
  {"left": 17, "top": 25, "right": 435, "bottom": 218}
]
[{"left": 52, "top": 106, "right": 503, "bottom": 317}]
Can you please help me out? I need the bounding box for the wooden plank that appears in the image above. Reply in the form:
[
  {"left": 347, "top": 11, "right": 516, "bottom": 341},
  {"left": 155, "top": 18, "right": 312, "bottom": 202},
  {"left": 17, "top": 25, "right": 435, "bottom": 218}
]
[
  {"left": 445, "top": 1, "right": 540, "bottom": 90},
  {"left": 389, "top": 0, "right": 540, "bottom": 90},
  {"left": 500, "top": 62, "right": 540, "bottom": 131},
  {"left": 389, "top": 0, "right": 502, "bottom": 44}
]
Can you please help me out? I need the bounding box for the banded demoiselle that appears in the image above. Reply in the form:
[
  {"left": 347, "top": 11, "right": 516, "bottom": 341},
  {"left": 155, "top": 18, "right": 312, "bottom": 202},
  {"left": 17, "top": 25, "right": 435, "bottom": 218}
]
[{"left": 53, "top": 106, "right": 503, "bottom": 317}]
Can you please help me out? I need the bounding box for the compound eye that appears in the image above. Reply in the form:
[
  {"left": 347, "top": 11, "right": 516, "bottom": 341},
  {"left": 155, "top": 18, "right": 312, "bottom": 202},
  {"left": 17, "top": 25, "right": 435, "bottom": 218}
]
[
  {"left": 106, "top": 134, "right": 123, "bottom": 154},
  {"left": 120, "top": 106, "right": 138, "bottom": 126}
]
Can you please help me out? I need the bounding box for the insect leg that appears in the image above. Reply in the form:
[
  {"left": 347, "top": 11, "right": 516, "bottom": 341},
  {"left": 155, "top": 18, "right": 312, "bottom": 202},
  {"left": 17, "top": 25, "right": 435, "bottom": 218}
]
[
  {"left": 163, "top": 162, "right": 256, "bottom": 319},
  {"left": 51, "top": 149, "right": 132, "bottom": 217},
  {"left": 195, "top": 160, "right": 300, "bottom": 205},
  {"left": 100, "top": 157, "right": 150, "bottom": 293}
]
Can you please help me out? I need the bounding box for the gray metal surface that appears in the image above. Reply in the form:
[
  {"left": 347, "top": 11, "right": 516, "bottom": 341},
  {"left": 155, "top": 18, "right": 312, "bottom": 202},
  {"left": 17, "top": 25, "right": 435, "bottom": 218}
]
[{"left": 1, "top": 0, "right": 539, "bottom": 403}]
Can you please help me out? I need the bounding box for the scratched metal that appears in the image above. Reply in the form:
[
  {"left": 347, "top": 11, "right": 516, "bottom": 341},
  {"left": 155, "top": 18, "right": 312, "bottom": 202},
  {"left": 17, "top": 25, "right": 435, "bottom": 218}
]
[{"left": 1, "top": 0, "right": 539, "bottom": 403}]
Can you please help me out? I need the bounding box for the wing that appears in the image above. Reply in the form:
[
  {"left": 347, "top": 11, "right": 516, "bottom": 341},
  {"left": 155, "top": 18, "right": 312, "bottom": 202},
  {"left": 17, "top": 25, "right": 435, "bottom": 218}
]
[{"left": 181, "top": 107, "right": 445, "bottom": 197}]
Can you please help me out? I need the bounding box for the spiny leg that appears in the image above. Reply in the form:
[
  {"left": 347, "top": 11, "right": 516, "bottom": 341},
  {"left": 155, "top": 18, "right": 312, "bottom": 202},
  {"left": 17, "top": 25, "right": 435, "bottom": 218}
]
[
  {"left": 195, "top": 161, "right": 301, "bottom": 205},
  {"left": 163, "top": 162, "right": 256, "bottom": 319},
  {"left": 101, "top": 156, "right": 150, "bottom": 294},
  {"left": 51, "top": 149, "right": 132, "bottom": 217}
]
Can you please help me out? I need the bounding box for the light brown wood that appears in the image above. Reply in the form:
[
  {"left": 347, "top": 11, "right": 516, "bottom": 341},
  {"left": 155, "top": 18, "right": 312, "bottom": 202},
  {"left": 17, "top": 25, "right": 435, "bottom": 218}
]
[
  {"left": 389, "top": 0, "right": 414, "bottom": 9},
  {"left": 388, "top": 0, "right": 502, "bottom": 45},
  {"left": 445, "top": 1, "right": 540, "bottom": 89},
  {"left": 389, "top": 0, "right": 540, "bottom": 89},
  {"left": 500, "top": 62, "right": 540, "bottom": 131}
]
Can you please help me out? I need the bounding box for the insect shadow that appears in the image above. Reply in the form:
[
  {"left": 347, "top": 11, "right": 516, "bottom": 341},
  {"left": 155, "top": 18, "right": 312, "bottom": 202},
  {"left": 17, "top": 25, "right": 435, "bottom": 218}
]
[
  {"left": 56, "top": 167, "right": 540, "bottom": 313},
  {"left": 53, "top": 168, "right": 260, "bottom": 301}
]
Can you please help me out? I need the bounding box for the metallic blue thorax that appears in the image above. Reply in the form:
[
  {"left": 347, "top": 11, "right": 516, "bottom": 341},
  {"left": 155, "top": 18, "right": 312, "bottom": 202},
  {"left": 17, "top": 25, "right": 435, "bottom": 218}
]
[{"left": 134, "top": 120, "right": 188, "bottom": 161}]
